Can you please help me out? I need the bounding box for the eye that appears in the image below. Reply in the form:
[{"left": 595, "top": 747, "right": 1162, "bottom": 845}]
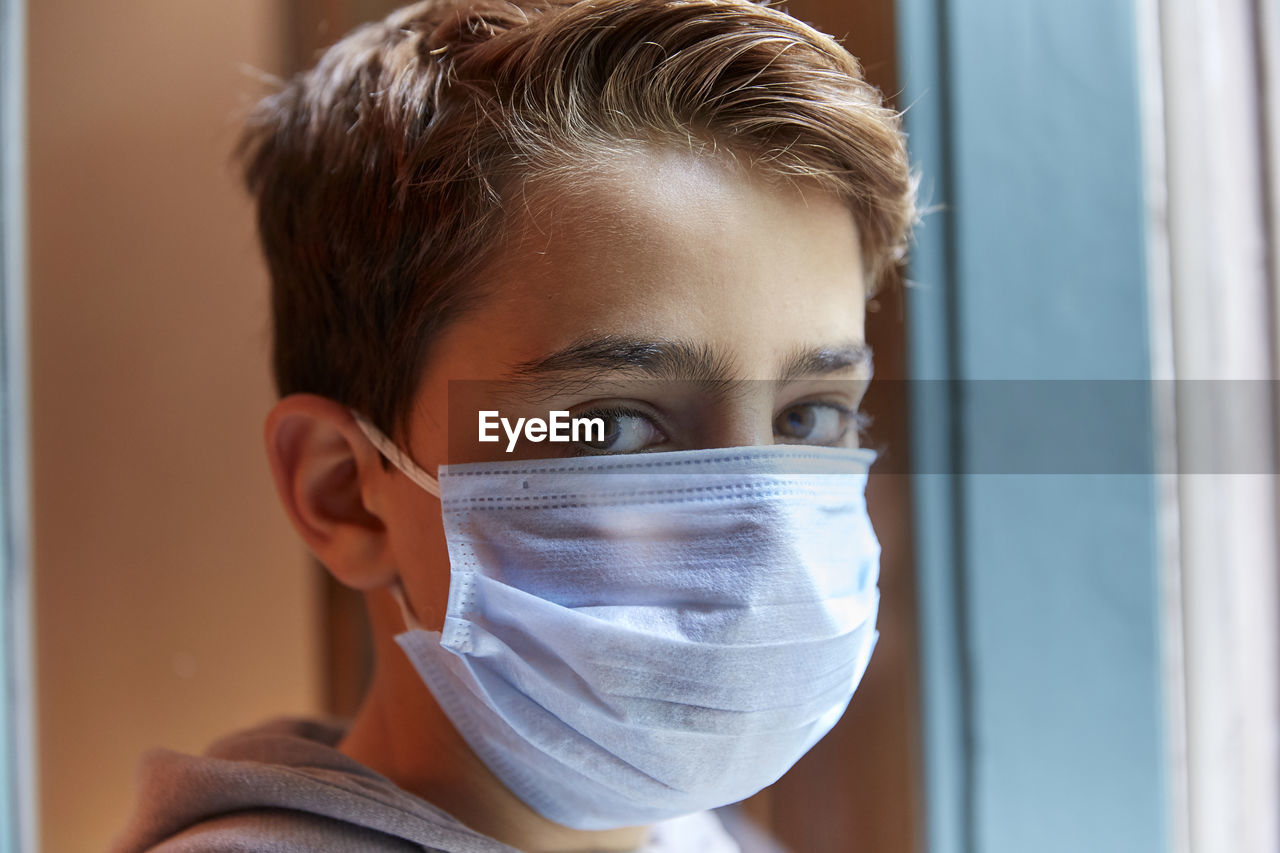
[
  {"left": 573, "top": 406, "right": 667, "bottom": 455},
  {"left": 774, "top": 401, "right": 866, "bottom": 446}
]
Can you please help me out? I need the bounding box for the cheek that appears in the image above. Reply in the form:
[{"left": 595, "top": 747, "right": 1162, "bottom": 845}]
[{"left": 387, "top": 483, "right": 453, "bottom": 632}]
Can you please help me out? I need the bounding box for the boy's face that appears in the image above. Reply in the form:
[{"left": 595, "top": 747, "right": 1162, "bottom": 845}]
[{"left": 378, "top": 145, "right": 871, "bottom": 627}]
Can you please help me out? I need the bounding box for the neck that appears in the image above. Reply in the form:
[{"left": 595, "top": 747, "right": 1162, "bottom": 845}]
[{"left": 337, "top": 615, "right": 651, "bottom": 853}]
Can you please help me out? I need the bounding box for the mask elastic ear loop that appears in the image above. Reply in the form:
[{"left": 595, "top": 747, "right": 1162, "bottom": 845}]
[
  {"left": 350, "top": 411, "right": 442, "bottom": 499},
  {"left": 389, "top": 578, "right": 429, "bottom": 632}
]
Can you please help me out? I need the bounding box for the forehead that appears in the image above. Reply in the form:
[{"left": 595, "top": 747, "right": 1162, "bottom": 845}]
[
  {"left": 489, "top": 146, "right": 867, "bottom": 354},
  {"left": 417, "top": 144, "right": 868, "bottom": 397}
]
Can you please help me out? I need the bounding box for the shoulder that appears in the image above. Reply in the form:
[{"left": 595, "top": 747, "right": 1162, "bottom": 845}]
[
  {"left": 143, "top": 808, "right": 440, "bottom": 852},
  {"left": 109, "top": 717, "right": 511, "bottom": 853}
]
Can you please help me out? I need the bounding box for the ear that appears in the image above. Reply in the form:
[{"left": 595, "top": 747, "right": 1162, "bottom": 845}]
[{"left": 264, "top": 394, "right": 396, "bottom": 591}]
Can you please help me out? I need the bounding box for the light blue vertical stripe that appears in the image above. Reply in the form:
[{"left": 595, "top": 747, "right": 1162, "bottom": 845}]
[
  {"left": 896, "top": 0, "right": 970, "bottom": 849},
  {"left": 897, "top": 1, "right": 1168, "bottom": 851},
  {"left": 0, "top": 0, "right": 29, "bottom": 850}
]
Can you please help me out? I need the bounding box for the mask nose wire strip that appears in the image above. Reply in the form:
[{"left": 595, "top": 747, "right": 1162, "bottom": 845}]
[{"left": 350, "top": 410, "right": 443, "bottom": 500}]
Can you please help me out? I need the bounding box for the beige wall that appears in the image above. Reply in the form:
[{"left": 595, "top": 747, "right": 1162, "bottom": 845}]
[{"left": 26, "top": 4, "right": 319, "bottom": 851}]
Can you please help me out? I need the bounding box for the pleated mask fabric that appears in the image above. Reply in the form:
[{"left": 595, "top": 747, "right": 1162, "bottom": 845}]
[{"left": 354, "top": 414, "right": 881, "bottom": 831}]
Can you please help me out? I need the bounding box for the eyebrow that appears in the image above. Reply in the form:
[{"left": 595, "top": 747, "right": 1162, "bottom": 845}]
[
  {"left": 777, "top": 342, "right": 874, "bottom": 381},
  {"left": 507, "top": 335, "right": 872, "bottom": 387}
]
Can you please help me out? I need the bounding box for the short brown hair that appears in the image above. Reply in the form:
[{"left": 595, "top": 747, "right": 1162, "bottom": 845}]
[{"left": 239, "top": 0, "right": 916, "bottom": 440}]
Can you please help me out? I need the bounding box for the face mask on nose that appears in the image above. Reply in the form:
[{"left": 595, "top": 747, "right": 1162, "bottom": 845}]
[{"left": 353, "top": 412, "right": 882, "bottom": 831}]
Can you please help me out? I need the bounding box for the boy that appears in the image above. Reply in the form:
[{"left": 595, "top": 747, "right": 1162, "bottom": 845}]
[{"left": 111, "top": 0, "right": 914, "bottom": 849}]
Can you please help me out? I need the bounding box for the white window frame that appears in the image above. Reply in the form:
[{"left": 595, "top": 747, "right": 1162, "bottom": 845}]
[{"left": 1143, "top": 0, "right": 1280, "bottom": 851}]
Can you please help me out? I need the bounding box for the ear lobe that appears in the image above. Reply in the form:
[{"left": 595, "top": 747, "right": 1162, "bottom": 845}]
[{"left": 264, "top": 394, "right": 396, "bottom": 590}]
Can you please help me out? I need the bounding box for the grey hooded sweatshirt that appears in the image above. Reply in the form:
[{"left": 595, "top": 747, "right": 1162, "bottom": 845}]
[{"left": 107, "top": 716, "right": 771, "bottom": 853}]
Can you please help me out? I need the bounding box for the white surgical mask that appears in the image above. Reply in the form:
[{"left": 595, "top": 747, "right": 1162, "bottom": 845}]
[{"left": 353, "top": 413, "right": 881, "bottom": 831}]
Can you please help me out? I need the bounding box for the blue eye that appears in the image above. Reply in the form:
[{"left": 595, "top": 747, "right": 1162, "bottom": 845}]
[
  {"left": 774, "top": 401, "right": 866, "bottom": 446},
  {"left": 575, "top": 407, "right": 667, "bottom": 455}
]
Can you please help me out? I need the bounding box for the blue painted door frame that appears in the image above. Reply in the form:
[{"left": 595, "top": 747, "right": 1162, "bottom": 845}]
[
  {"left": 1, "top": 0, "right": 23, "bottom": 848},
  {"left": 895, "top": 2, "right": 1170, "bottom": 852}
]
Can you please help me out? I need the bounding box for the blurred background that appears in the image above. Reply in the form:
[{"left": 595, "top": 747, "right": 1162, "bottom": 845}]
[{"left": 1, "top": 1, "right": 1277, "bottom": 852}]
